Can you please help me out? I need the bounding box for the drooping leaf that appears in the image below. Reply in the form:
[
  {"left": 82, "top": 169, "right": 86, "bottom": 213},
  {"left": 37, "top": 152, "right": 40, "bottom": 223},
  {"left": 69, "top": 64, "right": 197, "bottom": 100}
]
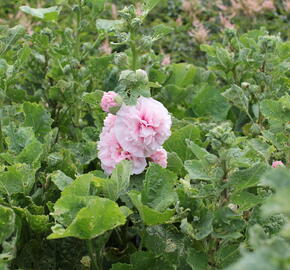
[
  {"left": 0, "top": 205, "right": 15, "bottom": 243},
  {"left": 20, "top": 6, "right": 61, "bottom": 21}
]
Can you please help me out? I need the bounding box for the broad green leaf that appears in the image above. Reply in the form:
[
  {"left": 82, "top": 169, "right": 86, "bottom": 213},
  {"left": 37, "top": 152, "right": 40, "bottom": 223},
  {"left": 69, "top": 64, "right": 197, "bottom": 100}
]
[
  {"left": 141, "top": 163, "right": 177, "bottom": 212},
  {"left": 50, "top": 170, "right": 73, "bottom": 191},
  {"left": 48, "top": 197, "right": 126, "bottom": 239},
  {"left": 186, "top": 248, "right": 208, "bottom": 270},
  {"left": 228, "top": 163, "right": 269, "bottom": 191},
  {"left": 216, "top": 48, "right": 234, "bottom": 69},
  {"left": 166, "top": 152, "right": 184, "bottom": 175},
  {"left": 20, "top": 6, "right": 61, "bottom": 21},
  {"left": 192, "top": 85, "right": 230, "bottom": 121},
  {"left": 129, "top": 190, "right": 175, "bottom": 226},
  {"left": 222, "top": 85, "right": 249, "bottom": 113},
  {"left": 62, "top": 173, "right": 95, "bottom": 197},
  {"left": 0, "top": 164, "right": 35, "bottom": 196},
  {"left": 96, "top": 19, "right": 124, "bottom": 32},
  {"left": 231, "top": 191, "right": 263, "bottom": 211},
  {"left": 186, "top": 140, "right": 218, "bottom": 162},
  {"left": 103, "top": 160, "right": 132, "bottom": 201},
  {"left": 164, "top": 125, "right": 200, "bottom": 161},
  {"left": 260, "top": 99, "right": 290, "bottom": 122},
  {"left": 53, "top": 195, "right": 94, "bottom": 226},
  {"left": 0, "top": 205, "right": 15, "bottom": 243},
  {"left": 82, "top": 91, "right": 104, "bottom": 108},
  {"left": 0, "top": 25, "right": 25, "bottom": 56},
  {"left": 131, "top": 251, "right": 175, "bottom": 270},
  {"left": 184, "top": 160, "right": 213, "bottom": 181},
  {"left": 23, "top": 102, "right": 53, "bottom": 140}
]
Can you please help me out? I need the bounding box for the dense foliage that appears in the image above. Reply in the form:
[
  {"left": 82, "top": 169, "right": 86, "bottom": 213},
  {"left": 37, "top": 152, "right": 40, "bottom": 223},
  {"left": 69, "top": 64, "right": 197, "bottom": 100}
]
[{"left": 0, "top": 0, "right": 289, "bottom": 269}]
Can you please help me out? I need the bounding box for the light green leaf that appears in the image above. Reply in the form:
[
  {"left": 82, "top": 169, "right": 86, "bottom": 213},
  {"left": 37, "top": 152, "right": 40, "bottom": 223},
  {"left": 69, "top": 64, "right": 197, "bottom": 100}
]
[
  {"left": 0, "top": 205, "right": 15, "bottom": 243},
  {"left": 164, "top": 125, "right": 200, "bottom": 161},
  {"left": 50, "top": 170, "right": 73, "bottom": 191},
  {"left": 184, "top": 160, "right": 213, "bottom": 181},
  {"left": 0, "top": 164, "right": 35, "bottom": 196},
  {"left": 228, "top": 163, "right": 269, "bottom": 191},
  {"left": 96, "top": 19, "right": 124, "bottom": 32},
  {"left": 141, "top": 163, "right": 177, "bottom": 212},
  {"left": 143, "top": 0, "right": 162, "bottom": 12},
  {"left": 23, "top": 102, "right": 53, "bottom": 140},
  {"left": 231, "top": 191, "right": 263, "bottom": 211},
  {"left": 192, "top": 85, "right": 230, "bottom": 121},
  {"left": 103, "top": 160, "right": 132, "bottom": 201},
  {"left": 260, "top": 99, "right": 290, "bottom": 122},
  {"left": 129, "top": 190, "right": 175, "bottom": 226},
  {"left": 152, "top": 24, "right": 173, "bottom": 40},
  {"left": 20, "top": 6, "right": 61, "bottom": 21},
  {"left": 48, "top": 197, "right": 126, "bottom": 239}
]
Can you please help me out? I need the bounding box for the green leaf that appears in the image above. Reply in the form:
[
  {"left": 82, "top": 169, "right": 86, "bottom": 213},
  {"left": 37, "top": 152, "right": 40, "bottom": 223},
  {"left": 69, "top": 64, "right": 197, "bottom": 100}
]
[
  {"left": 129, "top": 190, "right": 175, "bottom": 226},
  {"left": 152, "top": 24, "right": 173, "bottom": 40},
  {"left": 184, "top": 160, "right": 213, "bottom": 181},
  {"left": 143, "top": 0, "right": 162, "bottom": 12},
  {"left": 23, "top": 102, "right": 53, "bottom": 140},
  {"left": 96, "top": 19, "right": 124, "bottom": 32},
  {"left": 186, "top": 248, "right": 208, "bottom": 270},
  {"left": 228, "top": 163, "right": 269, "bottom": 191},
  {"left": 103, "top": 160, "right": 132, "bottom": 201},
  {"left": 260, "top": 99, "right": 290, "bottom": 122},
  {"left": 164, "top": 125, "right": 200, "bottom": 161},
  {"left": 62, "top": 173, "right": 95, "bottom": 197},
  {"left": 0, "top": 205, "right": 15, "bottom": 243},
  {"left": 141, "top": 163, "right": 177, "bottom": 212},
  {"left": 111, "top": 263, "right": 133, "bottom": 270},
  {"left": 222, "top": 85, "right": 249, "bottom": 113},
  {"left": 192, "top": 85, "right": 230, "bottom": 121},
  {"left": 131, "top": 251, "right": 175, "bottom": 270},
  {"left": 82, "top": 91, "right": 104, "bottom": 108},
  {"left": 20, "top": 6, "right": 61, "bottom": 21},
  {"left": 166, "top": 152, "right": 184, "bottom": 175},
  {"left": 165, "top": 64, "right": 197, "bottom": 88},
  {"left": 0, "top": 164, "right": 35, "bottom": 196},
  {"left": 48, "top": 197, "right": 127, "bottom": 239},
  {"left": 231, "top": 191, "right": 263, "bottom": 211},
  {"left": 50, "top": 170, "right": 73, "bottom": 191}
]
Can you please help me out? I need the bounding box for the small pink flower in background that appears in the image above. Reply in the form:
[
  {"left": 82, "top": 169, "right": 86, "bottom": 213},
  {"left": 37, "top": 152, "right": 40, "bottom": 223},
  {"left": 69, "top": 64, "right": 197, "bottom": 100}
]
[
  {"left": 189, "top": 21, "right": 209, "bottom": 44},
  {"left": 135, "top": 2, "right": 143, "bottom": 16},
  {"left": 150, "top": 148, "right": 168, "bottom": 168},
  {"left": 101, "top": 91, "right": 119, "bottom": 112},
  {"left": 272, "top": 161, "right": 284, "bottom": 168},
  {"left": 100, "top": 38, "right": 112, "bottom": 55},
  {"left": 285, "top": 0, "right": 290, "bottom": 12},
  {"left": 176, "top": 16, "right": 183, "bottom": 26},
  {"left": 262, "top": 0, "right": 275, "bottom": 11},
  {"left": 114, "top": 97, "right": 172, "bottom": 158},
  {"left": 182, "top": 0, "right": 192, "bottom": 12},
  {"left": 219, "top": 13, "right": 235, "bottom": 29},
  {"left": 161, "top": 54, "right": 171, "bottom": 66}
]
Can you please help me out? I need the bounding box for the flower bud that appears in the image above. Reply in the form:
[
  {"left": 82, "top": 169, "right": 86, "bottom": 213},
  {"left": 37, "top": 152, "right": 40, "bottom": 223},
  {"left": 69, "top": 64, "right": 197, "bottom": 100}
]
[
  {"left": 135, "top": 69, "right": 148, "bottom": 84},
  {"left": 114, "top": 53, "right": 128, "bottom": 66}
]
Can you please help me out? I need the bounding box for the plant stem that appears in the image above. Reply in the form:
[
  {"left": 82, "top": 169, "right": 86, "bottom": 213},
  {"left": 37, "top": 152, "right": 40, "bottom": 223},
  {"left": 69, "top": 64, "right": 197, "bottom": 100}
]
[
  {"left": 87, "top": 239, "right": 99, "bottom": 270},
  {"left": 75, "top": 2, "right": 82, "bottom": 60},
  {"left": 130, "top": 32, "right": 137, "bottom": 71},
  {"left": 0, "top": 122, "right": 4, "bottom": 153}
]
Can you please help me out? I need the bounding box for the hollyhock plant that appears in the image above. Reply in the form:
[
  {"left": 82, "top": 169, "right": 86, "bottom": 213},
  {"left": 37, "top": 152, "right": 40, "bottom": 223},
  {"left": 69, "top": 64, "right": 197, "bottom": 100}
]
[
  {"left": 114, "top": 97, "right": 172, "bottom": 157},
  {"left": 98, "top": 114, "right": 147, "bottom": 174},
  {"left": 101, "top": 91, "right": 120, "bottom": 112},
  {"left": 150, "top": 148, "right": 168, "bottom": 168}
]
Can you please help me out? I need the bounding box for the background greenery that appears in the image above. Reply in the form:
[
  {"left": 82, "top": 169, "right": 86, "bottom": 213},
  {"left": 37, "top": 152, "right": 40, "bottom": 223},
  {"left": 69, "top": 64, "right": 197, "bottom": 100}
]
[{"left": 0, "top": 0, "right": 289, "bottom": 269}]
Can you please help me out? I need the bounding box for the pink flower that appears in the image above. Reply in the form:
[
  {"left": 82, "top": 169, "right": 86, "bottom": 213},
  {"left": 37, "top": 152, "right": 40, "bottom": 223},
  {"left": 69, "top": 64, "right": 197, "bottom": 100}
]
[
  {"left": 101, "top": 91, "right": 119, "bottom": 113},
  {"left": 98, "top": 114, "right": 146, "bottom": 174},
  {"left": 272, "top": 161, "right": 284, "bottom": 168},
  {"left": 161, "top": 54, "right": 171, "bottom": 66},
  {"left": 150, "top": 148, "right": 168, "bottom": 168},
  {"left": 100, "top": 38, "right": 112, "bottom": 55},
  {"left": 262, "top": 0, "right": 275, "bottom": 10},
  {"left": 114, "top": 97, "right": 172, "bottom": 157}
]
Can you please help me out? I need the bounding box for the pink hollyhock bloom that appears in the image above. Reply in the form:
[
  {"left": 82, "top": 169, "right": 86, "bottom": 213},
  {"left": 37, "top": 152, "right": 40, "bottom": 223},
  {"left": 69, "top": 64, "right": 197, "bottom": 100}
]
[
  {"left": 150, "top": 148, "right": 168, "bottom": 168},
  {"left": 262, "top": 0, "right": 275, "bottom": 10},
  {"left": 101, "top": 91, "right": 119, "bottom": 113},
  {"left": 272, "top": 161, "right": 284, "bottom": 168},
  {"left": 115, "top": 97, "right": 172, "bottom": 157},
  {"left": 98, "top": 114, "right": 146, "bottom": 174}
]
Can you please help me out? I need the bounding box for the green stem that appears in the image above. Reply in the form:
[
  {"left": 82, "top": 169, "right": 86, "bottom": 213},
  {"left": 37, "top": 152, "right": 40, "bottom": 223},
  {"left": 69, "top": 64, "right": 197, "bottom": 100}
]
[
  {"left": 130, "top": 32, "right": 137, "bottom": 71},
  {"left": 75, "top": 2, "right": 81, "bottom": 60},
  {"left": 87, "top": 239, "right": 99, "bottom": 270},
  {"left": 0, "top": 122, "right": 4, "bottom": 153}
]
